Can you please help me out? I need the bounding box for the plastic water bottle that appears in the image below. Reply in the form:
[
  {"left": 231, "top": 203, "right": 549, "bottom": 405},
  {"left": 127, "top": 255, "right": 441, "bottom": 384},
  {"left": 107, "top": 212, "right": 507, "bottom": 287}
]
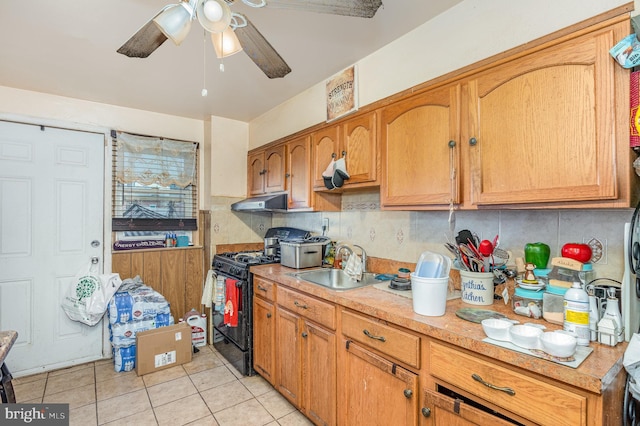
[{"left": 564, "top": 281, "right": 590, "bottom": 346}]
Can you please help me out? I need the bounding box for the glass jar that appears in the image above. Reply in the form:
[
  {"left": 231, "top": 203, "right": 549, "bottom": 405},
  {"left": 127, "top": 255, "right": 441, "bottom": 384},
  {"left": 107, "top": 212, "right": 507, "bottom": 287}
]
[
  {"left": 512, "top": 287, "right": 543, "bottom": 319},
  {"left": 542, "top": 284, "right": 568, "bottom": 325}
]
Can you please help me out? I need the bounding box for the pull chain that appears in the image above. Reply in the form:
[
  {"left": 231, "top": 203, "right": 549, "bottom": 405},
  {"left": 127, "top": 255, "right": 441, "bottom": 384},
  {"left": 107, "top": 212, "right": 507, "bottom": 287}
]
[{"left": 201, "top": 30, "right": 208, "bottom": 97}]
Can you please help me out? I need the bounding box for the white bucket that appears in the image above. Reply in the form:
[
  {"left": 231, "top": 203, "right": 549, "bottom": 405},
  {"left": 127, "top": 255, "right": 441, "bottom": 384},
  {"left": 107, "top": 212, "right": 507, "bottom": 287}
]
[
  {"left": 411, "top": 273, "right": 449, "bottom": 316},
  {"left": 460, "top": 270, "right": 494, "bottom": 306}
]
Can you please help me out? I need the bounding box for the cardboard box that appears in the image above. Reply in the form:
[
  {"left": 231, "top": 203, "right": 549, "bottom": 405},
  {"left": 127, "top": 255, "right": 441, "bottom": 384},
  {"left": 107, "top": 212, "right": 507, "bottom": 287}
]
[{"left": 135, "top": 322, "right": 192, "bottom": 376}]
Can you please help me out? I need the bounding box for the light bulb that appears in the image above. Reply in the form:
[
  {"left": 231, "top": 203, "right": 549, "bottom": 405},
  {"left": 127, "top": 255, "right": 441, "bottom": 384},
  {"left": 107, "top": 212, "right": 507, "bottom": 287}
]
[{"left": 203, "top": 1, "right": 223, "bottom": 22}]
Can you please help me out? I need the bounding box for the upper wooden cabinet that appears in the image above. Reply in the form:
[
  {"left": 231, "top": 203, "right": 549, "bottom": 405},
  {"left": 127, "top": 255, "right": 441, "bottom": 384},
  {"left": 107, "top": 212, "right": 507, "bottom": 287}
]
[
  {"left": 463, "top": 20, "right": 626, "bottom": 207},
  {"left": 312, "top": 111, "right": 379, "bottom": 190},
  {"left": 247, "top": 145, "right": 285, "bottom": 196},
  {"left": 381, "top": 83, "right": 461, "bottom": 209},
  {"left": 285, "top": 135, "right": 312, "bottom": 209}
]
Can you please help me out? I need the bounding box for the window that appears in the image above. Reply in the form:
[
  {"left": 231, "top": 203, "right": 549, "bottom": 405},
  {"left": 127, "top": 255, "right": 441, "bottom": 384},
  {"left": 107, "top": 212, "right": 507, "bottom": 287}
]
[{"left": 111, "top": 131, "right": 198, "bottom": 235}]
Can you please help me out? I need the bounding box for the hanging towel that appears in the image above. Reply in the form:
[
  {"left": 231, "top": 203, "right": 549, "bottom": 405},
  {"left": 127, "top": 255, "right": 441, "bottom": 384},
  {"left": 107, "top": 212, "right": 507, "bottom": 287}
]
[
  {"left": 344, "top": 253, "right": 363, "bottom": 282},
  {"left": 214, "top": 275, "right": 225, "bottom": 312},
  {"left": 201, "top": 269, "right": 215, "bottom": 308},
  {"left": 224, "top": 278, "right": 239, "bottom": 327}
]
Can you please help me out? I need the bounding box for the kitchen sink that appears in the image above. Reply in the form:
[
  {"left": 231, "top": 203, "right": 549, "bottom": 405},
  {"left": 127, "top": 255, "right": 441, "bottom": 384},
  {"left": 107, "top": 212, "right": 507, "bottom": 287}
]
[{"left": 291, "top": 268, "right": 388, "bottom": 291}]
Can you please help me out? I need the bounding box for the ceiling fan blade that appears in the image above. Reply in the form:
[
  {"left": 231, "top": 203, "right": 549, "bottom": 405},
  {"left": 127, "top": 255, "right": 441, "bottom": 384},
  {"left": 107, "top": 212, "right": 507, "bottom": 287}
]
[
  {"left": 117, "top": 13, "right": 168, "bottom": 58},
  {"left": 234, "top": 16, "right": 291, "bottom": 79},
  {"left": 261, "top": 0, "right": 382, "bottom": 18}
]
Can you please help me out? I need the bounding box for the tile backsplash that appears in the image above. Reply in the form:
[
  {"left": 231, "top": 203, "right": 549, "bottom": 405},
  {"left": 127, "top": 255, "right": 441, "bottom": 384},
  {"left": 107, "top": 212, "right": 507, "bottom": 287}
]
[{"left": 211, "top": 192, "right": 634, "bottom": 282}]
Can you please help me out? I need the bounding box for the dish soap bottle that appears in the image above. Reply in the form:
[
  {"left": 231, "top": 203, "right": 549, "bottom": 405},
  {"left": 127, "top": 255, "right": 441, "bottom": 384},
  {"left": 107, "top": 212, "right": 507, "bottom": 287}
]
[{"left": 564, "top": 281, "right": 590, "bottom": 346}]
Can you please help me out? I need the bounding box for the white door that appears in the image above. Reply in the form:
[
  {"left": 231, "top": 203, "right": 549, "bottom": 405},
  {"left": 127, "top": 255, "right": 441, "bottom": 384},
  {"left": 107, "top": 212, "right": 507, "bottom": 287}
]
[{"left": 0, "top": 120, "right": 105, "bottom": 375}]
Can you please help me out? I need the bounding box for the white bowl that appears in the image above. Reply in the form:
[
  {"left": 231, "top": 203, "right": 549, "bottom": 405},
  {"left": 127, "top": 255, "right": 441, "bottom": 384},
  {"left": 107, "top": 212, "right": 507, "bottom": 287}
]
[
  {"left": 509, "top": 325, "right": 543, "bottom": 349},
  {"left": 540, "top": 332, "right": 577, "bottom": 358},
  {"left": 481, "top": 318, "right": 513, "bottom": 341}
]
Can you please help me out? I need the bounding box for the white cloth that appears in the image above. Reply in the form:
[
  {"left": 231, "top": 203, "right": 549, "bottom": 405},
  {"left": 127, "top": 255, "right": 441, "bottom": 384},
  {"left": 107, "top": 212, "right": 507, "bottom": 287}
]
[
  {"left": 344, "top": 253, "right": 362, "bottom": 282},
  {"left": 201, "top": 269, "right": 215, "bottom": 308}
]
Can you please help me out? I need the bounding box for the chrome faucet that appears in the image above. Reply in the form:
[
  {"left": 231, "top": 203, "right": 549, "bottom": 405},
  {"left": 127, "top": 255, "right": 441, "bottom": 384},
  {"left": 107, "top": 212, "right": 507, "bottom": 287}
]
[{"left": 334, "top": 243, "right": 367, "bottom": 273}]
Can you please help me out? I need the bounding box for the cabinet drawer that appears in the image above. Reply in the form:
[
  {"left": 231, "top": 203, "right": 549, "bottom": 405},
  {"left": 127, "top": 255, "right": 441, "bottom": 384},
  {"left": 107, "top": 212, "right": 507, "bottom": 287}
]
[
  {"left": 429, "top": 342, "right": 587, "bottom": 426},
  {"left": 277, "top": 286, "right": 336, "bottom": 330},
  {"left": 254, "top": 276, "right": 276, "bottom": 301},
  {"left": 342, "top": 310, "right": 420, "bottom": 369}
]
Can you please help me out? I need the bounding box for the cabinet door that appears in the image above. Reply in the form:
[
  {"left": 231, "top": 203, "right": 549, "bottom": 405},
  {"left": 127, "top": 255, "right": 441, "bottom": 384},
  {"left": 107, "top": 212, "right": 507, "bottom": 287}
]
[
  {"left": 248, "top": 150, "right": 265, "bottom": 196},
  {"left": 312, "top": 125, "right": 340, "bottom": 189},
  {"left": 265, "top": 145, "right": 285, "bottom": 193},
  {"left": 421, "top": 389, "right": 516, "bottom": 426},
  {"left": 341, "top": 340, "right": 419, "bottom": 426},
  {"left": 466, "top": 26, "right": 618, "bottom": 205},
  {"left": 253, "top": 297, "right": 276, "bottom": 385},
  {"left": 286, "top": 136, "right": 312, "bottom": 209},
  {"left": 342, "top": 111, "right": 378, "bottom": 186},
  {"left": 303, "top": 322, "right": 336, "bottom": 426},
  {"left": 381, "top": 84, "right": 461, "bottom": 208},
  {"left": 160, "top": 249, "right": 185, "bottom": 321},
  {"left": 276, "top": 308, "right": 302, "bottom": 406}
]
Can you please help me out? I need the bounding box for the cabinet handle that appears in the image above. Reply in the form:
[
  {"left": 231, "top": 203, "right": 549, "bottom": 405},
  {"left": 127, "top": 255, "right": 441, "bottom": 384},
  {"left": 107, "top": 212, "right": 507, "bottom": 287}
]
[
  {"left": 302, "top": 332, "right": 308, "bottom": 338},
  {"left": 421, "top": 407, "right": 431, "bottom": 418},
  {"left": 285, "top": 173, "right": 291, "bottom": 178},
  {"left": 471, "top": 373, "right": 515, "bottom": 396},
  {"left": 403, "top": 389, "right": 413, "bottom": 399},
  {"left": 294, "top": 300, "right": 308, "bottom": 309},
  {"left": 362, "top": 329, "right": 386, "bottom": 342},
  {"left": 259, "top": 169, "right": 267, "bottom": 175},
  {"left": 257, "top": 284, "right": 267, "bottom": 292},
  {"left": 266, "top": 313, "right": 272, "bottom": 318},
  {"left": 469, "top": 137, "right": 478, "bottom": 146},
  {"left": 448, "top": 140, "right": 456, "bottom": 148}
]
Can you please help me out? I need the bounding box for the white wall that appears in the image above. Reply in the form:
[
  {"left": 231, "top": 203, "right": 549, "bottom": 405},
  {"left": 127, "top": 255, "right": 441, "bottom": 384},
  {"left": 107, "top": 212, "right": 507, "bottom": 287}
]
[
  {"left": 249, "top": 0, "right": 630, "bottom": 148},
  {"left": 209, "top": 116, "right": 249, "bottom": 197}
]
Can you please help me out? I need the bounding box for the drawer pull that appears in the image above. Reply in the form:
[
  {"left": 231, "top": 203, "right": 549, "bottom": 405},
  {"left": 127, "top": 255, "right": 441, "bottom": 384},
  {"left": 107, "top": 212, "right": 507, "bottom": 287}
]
[
  {"left": 421, "top": 407, "right": 431, "bottom": 418},
  {"left": 363, "top": 329, "right": 386, "bottom": 342},
  {"left": 403, "top": 389, "right": 413, "bottom": 398},
  {"left": 294, "top": 300, "right": 308, "bottom": 309},
  {"left": 266, "top": 313, "right": 272, "bottom": 318},
  {"left": 302, "top": 332, "right": 308, "bottom": 338},
  {"left": 471, "top": 373, "right": 516, "bottom": 396},
  {"left": 257, "top": 284, "right": 267, "bottom": 292}
]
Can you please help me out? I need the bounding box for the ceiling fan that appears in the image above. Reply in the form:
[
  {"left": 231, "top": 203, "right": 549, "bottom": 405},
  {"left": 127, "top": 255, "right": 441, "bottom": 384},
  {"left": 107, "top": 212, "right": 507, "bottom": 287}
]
[{"left": 117, "top": 0, "right": 383, "bottom": 79}]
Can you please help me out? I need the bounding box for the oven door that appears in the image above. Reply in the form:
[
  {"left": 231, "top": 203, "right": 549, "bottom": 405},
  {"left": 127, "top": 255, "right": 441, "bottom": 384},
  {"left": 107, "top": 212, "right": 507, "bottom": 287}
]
[{"left": 212, "top": 272, "right": 249, "bottom": 350}]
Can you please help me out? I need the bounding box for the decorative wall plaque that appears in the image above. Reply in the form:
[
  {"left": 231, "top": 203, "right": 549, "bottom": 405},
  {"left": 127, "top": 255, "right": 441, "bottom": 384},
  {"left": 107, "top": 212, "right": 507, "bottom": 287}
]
[{"left": 326, "top": 65, "right": 358, "bottom": 122}]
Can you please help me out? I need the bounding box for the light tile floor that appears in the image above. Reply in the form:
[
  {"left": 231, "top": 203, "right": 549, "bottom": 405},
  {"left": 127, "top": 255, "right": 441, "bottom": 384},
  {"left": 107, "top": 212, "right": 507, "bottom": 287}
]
[{"left": 10, "top": 345, "right": 313, "bottom": 426}]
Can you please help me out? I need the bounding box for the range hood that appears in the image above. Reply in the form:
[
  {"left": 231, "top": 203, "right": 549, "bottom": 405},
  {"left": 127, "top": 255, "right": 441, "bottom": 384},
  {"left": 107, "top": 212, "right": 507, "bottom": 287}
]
[{"left": 231, "top": 192, "right": 288, "bottom": 212}]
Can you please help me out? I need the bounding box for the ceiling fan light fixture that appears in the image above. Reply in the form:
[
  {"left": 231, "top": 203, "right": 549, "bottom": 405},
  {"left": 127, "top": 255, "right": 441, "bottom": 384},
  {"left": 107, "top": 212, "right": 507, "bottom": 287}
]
[
  {"left": 211, "top": 27, "right": 243, "bottom": 58},
  {"left": 197, "top": 0, "right": 232, "bottom": 33},
  {"left": 153, "top": 3, "right": 194, "bottom": 45}
]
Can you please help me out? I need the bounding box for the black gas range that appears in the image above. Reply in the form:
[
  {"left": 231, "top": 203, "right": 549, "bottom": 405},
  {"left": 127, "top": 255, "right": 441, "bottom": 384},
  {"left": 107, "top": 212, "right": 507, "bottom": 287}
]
[{"left": 211, "top": 227, "right": 309, "bottom": 376}]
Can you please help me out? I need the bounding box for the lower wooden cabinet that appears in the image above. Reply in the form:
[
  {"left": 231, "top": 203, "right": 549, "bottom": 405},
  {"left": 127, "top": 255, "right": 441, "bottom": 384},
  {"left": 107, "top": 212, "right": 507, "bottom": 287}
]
[
  {"left": 111, "top": 247, "right": 204, "bottom": 321},
  {"left": 253, "top": 296, "right": 276, "bottom": 385},
  {"left": 276, "top": 307, "right": 337, "bottom": 426},
  {"left": 340, "top": 340, "right": 419, "bottom": 425}
]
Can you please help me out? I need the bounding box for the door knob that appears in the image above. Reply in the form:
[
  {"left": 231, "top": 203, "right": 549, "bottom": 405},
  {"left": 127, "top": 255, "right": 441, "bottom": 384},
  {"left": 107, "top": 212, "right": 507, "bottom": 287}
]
[{"left": 91, "top": 240, "right": 100, "bottom": 248}]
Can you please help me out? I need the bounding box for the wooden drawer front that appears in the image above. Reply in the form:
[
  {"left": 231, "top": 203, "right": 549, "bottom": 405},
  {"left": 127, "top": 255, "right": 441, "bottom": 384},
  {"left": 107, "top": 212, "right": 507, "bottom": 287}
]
[
  {"left": 342, "top": 310, "right": 420, "bottom": 369},
  {"left": 254, "top": 276, "right": 276, "bottom": 301},
  {"left": 277, "top": 286, "right": 336, "bottom": 330},
  {"left": 429, "top": 342, "right": 586, "bottom": 426}
]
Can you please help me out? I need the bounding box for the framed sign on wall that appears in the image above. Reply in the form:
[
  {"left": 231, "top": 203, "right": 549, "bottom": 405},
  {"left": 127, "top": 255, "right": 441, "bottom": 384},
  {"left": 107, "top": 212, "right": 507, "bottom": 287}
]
[{"left": 326, "top": 65, "right": 358, "bottom": 122}]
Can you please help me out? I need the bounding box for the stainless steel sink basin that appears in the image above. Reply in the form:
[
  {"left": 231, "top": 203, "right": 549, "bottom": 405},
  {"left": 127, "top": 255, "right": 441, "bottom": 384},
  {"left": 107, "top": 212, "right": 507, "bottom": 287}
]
[{"left": 291, "top": 268, "right": 388, "bottom": 291}]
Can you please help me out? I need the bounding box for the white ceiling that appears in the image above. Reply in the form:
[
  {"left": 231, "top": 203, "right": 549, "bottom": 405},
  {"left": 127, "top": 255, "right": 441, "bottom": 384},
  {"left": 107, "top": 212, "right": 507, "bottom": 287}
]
[{"left": 0, "top": 0, "right": 463, "bottom": 122}]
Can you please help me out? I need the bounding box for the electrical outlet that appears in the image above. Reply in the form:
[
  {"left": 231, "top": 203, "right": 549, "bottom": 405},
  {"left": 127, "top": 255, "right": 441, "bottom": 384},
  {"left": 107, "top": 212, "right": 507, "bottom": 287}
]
[{"left": 322, "top": 218, "right": 330, "bottom": 234}]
